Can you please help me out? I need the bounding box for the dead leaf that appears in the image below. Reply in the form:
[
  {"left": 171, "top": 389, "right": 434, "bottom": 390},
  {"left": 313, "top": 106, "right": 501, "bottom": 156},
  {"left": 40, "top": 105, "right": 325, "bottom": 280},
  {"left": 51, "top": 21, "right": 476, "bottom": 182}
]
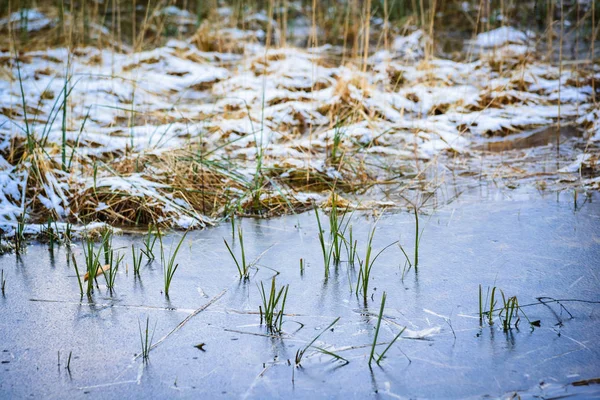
[
  {"left": 194, "top": 343, "right": 206, "bottom": 351},
  {"left": 84, "top": 264, "right": 110, "bottom": 281}
]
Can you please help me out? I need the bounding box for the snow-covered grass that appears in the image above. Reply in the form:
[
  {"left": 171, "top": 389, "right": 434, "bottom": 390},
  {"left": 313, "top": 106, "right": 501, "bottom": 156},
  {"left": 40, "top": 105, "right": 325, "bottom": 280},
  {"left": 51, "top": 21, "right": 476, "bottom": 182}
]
[{"left": 0, "top": 6, "right": 598, "bottom": 237}]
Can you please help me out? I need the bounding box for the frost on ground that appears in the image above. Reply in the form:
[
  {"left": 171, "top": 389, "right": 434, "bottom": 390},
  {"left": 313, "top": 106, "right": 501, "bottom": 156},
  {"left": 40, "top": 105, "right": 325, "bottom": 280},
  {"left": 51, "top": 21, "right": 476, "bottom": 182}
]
[{"left": 0, "top": 10, "right": 598, "bottom": 232}]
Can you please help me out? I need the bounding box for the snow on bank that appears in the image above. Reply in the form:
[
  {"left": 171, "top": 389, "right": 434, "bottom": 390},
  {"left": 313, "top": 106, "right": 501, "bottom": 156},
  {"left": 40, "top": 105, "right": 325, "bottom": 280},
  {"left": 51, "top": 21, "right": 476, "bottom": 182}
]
[
  {"left": 0, "top": 9, "right": 54, "bottom": 32},
  {"left": 475, "top": 26, "right": 532, "bottom": 48},
  {"left": 0, "top": 27, "right": 597, "bottom": 229},
  {"left": 469, "top": 26, "right": 535, "bottom": 60}
]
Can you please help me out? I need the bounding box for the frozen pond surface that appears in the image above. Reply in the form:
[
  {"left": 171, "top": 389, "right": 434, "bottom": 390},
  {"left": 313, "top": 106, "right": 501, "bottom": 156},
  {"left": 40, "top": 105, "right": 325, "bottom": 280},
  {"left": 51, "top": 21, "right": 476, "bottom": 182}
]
[
  {"left": 1, "top": 3, "right": 599, "bottom": 398},
  {"left": 1, "top": 187, "right": 599, "bottom": 399}
]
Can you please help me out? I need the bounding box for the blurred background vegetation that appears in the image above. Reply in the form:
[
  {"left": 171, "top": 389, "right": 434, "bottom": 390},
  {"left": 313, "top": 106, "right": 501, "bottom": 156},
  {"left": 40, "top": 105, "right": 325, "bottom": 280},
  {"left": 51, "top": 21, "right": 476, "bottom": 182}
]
[{"left": 0, "top": 0, "right": 598, "bottom": 60}]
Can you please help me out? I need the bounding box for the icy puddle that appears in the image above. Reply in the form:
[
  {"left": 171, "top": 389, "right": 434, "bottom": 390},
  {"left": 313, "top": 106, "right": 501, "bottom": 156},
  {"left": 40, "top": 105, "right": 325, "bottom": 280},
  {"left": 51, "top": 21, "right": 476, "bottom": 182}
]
[{"left": 1, "top": 187, "right": 599, "bottom": 399}]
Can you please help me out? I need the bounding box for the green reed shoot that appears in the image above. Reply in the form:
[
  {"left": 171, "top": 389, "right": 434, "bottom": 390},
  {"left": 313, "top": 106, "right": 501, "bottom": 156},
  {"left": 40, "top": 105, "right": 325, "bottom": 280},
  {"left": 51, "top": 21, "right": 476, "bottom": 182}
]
[
  {"left": 356, "top": 227, "right": 376, "bottom": 300},
  {"left": 315, "top": 194, "right": 353, "bottom": 277},
  {"left": 413, "top": 208, "right": 421, "bottom": 267},
  {"left": 132, "top": 245, "right": 144, "bottom": 276},
  {"left": 101, "top": 230, "right": 113, "bottom": 265},
  {"left": 141, "top": 225, "right": 158, "bottom": 260},
  {"left": 330, "top": 119, "right": 347, "bottom": 165},
  {"left": 330, "top": 203, "right": 343, "bottom": 264},
  {"left": 315, "top": 209, "right": 333, "bottom": 275},
  {"left": 14, "top": 212, "right": 26, "bottom": 254},
  {"left": 82, "top": 236, "right": 105, "bottom": 295},
  {"left": 329, "top": 194, "right": 352, "bottom": 265},
  {"left": 488, "top": 287, "right": 497, "bottom": 326},
  {"left": 369, "top": 292, "right": 386, "bottom": 366},
  {"left": 66, "top": 351, "right": 72, "bottom": 372},
  {"left": 258, "top": 277, "right": 289, "bottom": 333},
  {"left": 64, "top": 222, "right": 73, "bottom": 243},
  {"left": 368, "top": 292, "right": 405, "bottom": 366},
  {"left": 398, "top": 207, "right": 424, "bottom": 272},
  {"left": 500, "top": 292, "right": 520, "bottom": 332},
  {"left": 478, "top": 285, "right": 497, "bottom": 325},
  {"left": 295, "top": 317, "right": 342, "bottom": 367},
  {"left": 376, "top": 325, "right": 406, "bottom": 365},
  {"left": 138, "top": 316, "right": 156, "bottom": 362},
  {"left": 102, "top": 250, "right": 124, "bottom": 292},
  {"left": 224, "top": 226, "right": 249, "bottom": 279},
  {"left": 71, "top": 254, "right": 83, "bottom": 297},
  {"left": 479, "top": 285, "right": 530, "bottom": 332},
  {"left": 159, "top": 231, "right": 187, "bottom": 296},
  {"left": 344, "top": 225, "right": 358, "bottom": 267},
  {"left": 478, "top": 284, "right": 483, "bottom": 326},
  {"left": 314, "top": 346, "right": 349, "bottom": 364},
  {"left": 356, "top": 226, "right": 397, "bottom": 301},
  {"left": 46, "top": 217, "right": 56, "bottom": 249}
]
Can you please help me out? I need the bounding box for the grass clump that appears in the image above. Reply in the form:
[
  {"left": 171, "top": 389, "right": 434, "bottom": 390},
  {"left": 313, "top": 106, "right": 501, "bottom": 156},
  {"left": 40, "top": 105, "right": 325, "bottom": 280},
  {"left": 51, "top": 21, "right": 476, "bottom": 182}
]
[
  {"left": 315, "top": 194, "right": 353, "bottom": 277},
  {"left": 14, "top": 212, "right": 26, "bottom": 254},
  {"left": 77, "top": 236, "right": 106, "bottom": 296},
  {"left": 328, "top": 195, "right": 352, "bottom": 265},
  {"left": 479, "top": 285, "right": 535, "bottom": 332},
  {"left": 500, "top": 292, "right": 521, "bottom": 332},
  {"left": 258, "top": 277, "right": 289, "bottom": 334},
  {"left": 41, "top": 218, "right": 73, "bottom": 248}
]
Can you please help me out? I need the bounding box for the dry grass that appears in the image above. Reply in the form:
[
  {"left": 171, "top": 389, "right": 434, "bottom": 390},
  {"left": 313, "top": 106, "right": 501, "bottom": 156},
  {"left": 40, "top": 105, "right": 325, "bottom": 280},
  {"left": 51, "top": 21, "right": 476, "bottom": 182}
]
[{"left": 64, "top": 144, "right": 369, "bottom": 227}]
